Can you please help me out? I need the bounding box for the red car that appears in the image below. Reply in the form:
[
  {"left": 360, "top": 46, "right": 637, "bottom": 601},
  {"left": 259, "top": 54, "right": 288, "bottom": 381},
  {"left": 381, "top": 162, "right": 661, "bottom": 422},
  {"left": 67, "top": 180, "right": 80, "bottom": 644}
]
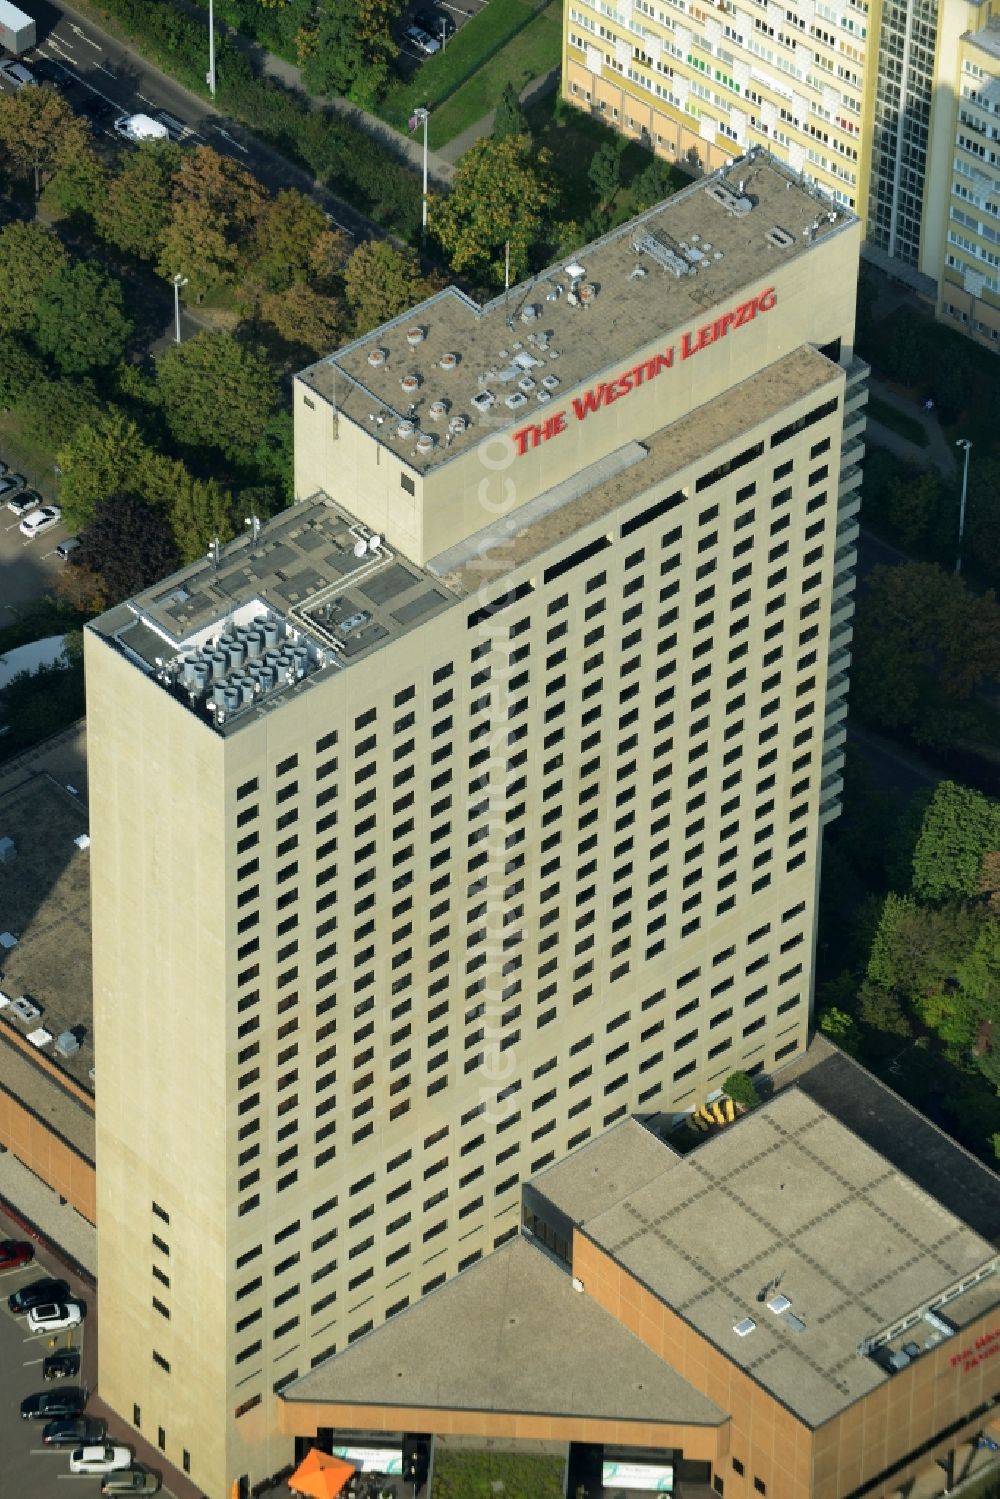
[{"left": 0, "top": 1240, "right": 34, "bottom": 1271}]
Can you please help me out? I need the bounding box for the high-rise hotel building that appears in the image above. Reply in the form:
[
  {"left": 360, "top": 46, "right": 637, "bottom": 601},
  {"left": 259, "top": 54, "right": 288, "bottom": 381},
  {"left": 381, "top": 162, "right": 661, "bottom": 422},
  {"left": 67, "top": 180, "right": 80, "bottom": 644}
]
[{"left": 86, "top": 152, "right": 865, "bottom": 1497}]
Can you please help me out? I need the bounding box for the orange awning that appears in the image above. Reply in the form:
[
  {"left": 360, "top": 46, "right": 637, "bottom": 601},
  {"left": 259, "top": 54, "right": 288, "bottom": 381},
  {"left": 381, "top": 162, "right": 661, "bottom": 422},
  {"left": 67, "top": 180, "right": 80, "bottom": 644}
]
[{"left": 288, "top": 1448, "right": 356, "bottom": 1499}]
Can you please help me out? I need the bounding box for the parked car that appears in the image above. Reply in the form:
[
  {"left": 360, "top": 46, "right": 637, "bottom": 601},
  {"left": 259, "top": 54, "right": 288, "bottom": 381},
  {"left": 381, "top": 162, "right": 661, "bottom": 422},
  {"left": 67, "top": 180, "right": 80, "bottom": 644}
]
[
  {"left": 70, "top": 1445, "right": 133, "bottom": 1476},
  {"left": 27, "top": 1300, "right": 84, "bottom": 1334},
  {"left": 8, "top": 488, "right": 42, "bottom": 517},
  {"left": 403, "top": 23, "right": 441, "bottom": 53},
  {"left": 43, "top": 1348, "right": 81, "bottom": 1380},
  {"left": 20, "top": 504, "right": 62, "bottom": 539},
  {"left": 9, "top": 1277, "right": 70, "bottom": 1313},
  {"left": 0, "top": 1239, "right": 33, "bottom": 1270},
  {"left": 20, "top": 1387, "right": 86, "bottom": 1421},
  {"left": 42, "top": 1416, "right": 107, "bottom": 1447},
  {"left": 0, "top": 475, "right": 26, "bottom": 501},
  {"left": 0, "top": 61, "right": 38, "bottom": 87},
  {"left": 56, "top": 536, "right": 82, "bottom": 561},
  {"left": 415, "top": 7, "right": 455, "bottom": 37},
  {"left": 102, "top": 1468, "right": 161, "bottom": 1495}
]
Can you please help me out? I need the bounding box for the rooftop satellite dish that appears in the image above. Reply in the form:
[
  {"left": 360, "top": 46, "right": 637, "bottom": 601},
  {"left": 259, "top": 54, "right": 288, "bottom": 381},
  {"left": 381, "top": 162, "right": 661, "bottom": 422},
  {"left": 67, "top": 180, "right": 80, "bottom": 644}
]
[
  {"left": 368, "top": 534, "right": 382, "bottom": 552},
  {"left": 353, "top": 539, "right": 367, "bottom": 558}
]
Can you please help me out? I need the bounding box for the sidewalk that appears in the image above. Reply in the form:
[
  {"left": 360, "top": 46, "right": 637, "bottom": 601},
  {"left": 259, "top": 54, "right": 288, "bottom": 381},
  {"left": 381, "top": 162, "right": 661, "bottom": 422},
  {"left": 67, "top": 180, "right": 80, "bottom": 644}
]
[
  {"left": 437, "top": 64, "right": 560, "bottom": 163},
  {"left": 866, "top": 376, "right": 958, "bottom": 480},
  {"left": 234, "top": 34, "right": 457, "bottom": 185}
]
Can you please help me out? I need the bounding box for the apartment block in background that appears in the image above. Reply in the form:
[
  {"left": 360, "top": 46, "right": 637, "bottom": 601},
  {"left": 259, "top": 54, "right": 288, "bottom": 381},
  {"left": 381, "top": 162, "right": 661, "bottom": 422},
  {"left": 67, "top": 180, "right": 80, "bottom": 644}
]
[
  {"left": 562, "top": 0, "right": 870, "bottom": 208},
  {"left": 563, "top": 0, "right": 1000, "bottom": 349},
  {"left": 87, "top": 153, "right": 864, "bottom": 1497}
]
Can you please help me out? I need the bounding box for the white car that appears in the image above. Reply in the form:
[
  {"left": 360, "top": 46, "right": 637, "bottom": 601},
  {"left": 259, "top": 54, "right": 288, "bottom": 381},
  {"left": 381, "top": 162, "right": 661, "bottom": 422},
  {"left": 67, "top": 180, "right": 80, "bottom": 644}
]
[
  {"left": 70, "top": 1445, "right": 133, "bottom": 1476},
  {"left": 0, "top": 61, "right": 37, "bottom": 87},
  {"left": 20, "top": 504, "right": 61, "bottom": 539},
  {"left": 26, "top": 1301, "right": 83, "bottom": 1334},
  {"left": 113, "top": 113, "right": 169, "bottom": 143}
]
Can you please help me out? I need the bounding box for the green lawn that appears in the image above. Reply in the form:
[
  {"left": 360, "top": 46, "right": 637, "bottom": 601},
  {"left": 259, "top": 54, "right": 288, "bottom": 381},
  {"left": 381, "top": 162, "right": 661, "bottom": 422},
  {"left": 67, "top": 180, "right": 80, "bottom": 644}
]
[
  {"left": 379, "top": 0, "right": 558, "bottom": 140},
  {"left": 866, "top": 394, "right": 930, "bottom": 449},
  {"left": 431, "top": 1448, "right": 565, "bottom": 1499},
  {"left": 423, "top": 4, "right": 563, "bottom": 148}
]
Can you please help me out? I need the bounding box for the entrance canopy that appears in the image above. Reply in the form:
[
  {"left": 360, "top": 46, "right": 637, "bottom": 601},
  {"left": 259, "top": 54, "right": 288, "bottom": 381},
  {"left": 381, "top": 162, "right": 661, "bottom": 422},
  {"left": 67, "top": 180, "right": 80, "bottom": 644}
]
[{"left": 289, "top": 1448, "right": 355, "bottom": 1499}]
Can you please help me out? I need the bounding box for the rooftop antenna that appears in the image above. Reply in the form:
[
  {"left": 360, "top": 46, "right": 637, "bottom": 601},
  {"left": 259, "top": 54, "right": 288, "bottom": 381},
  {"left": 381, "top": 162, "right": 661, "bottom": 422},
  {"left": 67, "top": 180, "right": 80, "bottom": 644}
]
[
  {"left": 207, "top": 536, "right": 221, "bottom": 570},
  {"left": 244, "top": 514, "right": 262, "bottom": 554}
]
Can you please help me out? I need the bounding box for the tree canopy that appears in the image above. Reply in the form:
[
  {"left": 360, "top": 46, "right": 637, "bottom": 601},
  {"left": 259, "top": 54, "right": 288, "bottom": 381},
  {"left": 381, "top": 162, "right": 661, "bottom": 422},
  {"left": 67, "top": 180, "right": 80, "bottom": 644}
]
[
  {"left": 0, "top": 87, "right": 90, "bottom": 182},
  {"left": 850, "top": 562, "right": 1000, "bottom": 744},
  {"left": 77, "top": 492, "right": 181, "bottom": 604},
  {"left": 156, "top": 332, "right": 278, "bottom": 461},
  {"left": 96, "top": 141, "right": 181, "bottom": 261},
  {"left": 911, "top": 781, "right": 1000, "bottom": 904},
  {"left": 432, "top": 134, "right": 554, "bottom": 288},
  {"left": 0, "top": 222, "right": 68, "bottom": 334},
  {"left": 34, "top": 262, "right": 133, "bottom": 375},
  {"left": 342, "top": 239, "right": 426, "bottom": 334}
]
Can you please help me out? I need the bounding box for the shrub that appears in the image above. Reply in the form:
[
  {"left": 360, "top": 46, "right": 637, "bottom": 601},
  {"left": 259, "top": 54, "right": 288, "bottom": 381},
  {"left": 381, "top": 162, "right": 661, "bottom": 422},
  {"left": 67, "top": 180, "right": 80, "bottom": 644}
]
[{"left": 722, "top": 1071, "right": 761, "bottom": 1111}]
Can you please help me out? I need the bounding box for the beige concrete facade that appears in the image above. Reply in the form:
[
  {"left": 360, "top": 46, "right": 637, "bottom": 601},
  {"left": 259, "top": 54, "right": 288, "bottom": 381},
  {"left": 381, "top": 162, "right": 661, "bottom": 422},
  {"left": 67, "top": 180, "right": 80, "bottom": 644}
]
[{"left": 87, "top": 168, "right": 863, "bottom": 1497}]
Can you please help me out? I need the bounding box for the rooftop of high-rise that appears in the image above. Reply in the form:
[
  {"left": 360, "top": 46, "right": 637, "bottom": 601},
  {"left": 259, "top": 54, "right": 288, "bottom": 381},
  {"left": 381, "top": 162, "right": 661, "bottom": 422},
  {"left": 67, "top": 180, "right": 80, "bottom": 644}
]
[{"left": 297, "top": 147, "right": 858, "bottom": 472}]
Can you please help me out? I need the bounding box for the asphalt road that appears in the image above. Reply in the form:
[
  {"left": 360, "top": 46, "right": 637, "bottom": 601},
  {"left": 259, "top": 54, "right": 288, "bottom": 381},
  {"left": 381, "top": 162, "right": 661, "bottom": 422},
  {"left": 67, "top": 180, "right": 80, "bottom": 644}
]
[{"left": 10, "top": 0, "right": 375, "bottom": 241}]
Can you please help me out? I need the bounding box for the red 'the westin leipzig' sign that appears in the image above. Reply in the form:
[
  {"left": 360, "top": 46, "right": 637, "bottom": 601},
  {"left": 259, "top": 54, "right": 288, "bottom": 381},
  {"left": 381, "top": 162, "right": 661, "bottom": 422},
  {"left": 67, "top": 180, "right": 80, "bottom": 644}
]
[{"left": 511, "top": 285, "right": 778, "bottom": 458}]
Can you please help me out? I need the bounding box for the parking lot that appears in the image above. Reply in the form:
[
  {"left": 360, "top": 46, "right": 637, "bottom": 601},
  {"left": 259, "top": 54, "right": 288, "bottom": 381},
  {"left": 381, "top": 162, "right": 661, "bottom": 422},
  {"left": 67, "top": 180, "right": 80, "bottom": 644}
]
[
  {"left": 0, "top": 1216, "right": 100, "bottom": 1497},
  {"left": 0, "top": 470, "right": 72, "bottom": 622},
  {"left": 395, "top": 0, "right": 489, "bottom": 71}
]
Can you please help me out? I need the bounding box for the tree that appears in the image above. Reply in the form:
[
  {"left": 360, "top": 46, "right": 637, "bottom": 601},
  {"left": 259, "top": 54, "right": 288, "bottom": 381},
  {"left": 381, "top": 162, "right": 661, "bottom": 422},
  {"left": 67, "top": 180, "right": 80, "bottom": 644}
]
[
  {"left": 95, "top": 142, "right": 181, "bottom": 262},
  {"left": 156, "top": 333, "right": 278, "bottom": 461},
  {"left": 493, "top": 82, "right": 528, "bottom": 142},
  {"left": 247, "top": 188, "right": 336, "bottom": 294},
  {"left": 818, "top": 1007, "right": 861, "bottom": 1057},
  {"left": 885, "top": 467, "right": 942, "bottom": 550},
  {"left": 33, "top": 263, "right": 133, "bottom": 375},
  {"left": 158, "top": 147, "right": 265, "bottom": 296},
  {"left": 588, "top": 142, "right": 621, "bottom": 213},
  {"left": 911, "top": 782, "right": 1000, "bottom": 904},
  {"left": 965, "top": 454, "right": 1000, "bottom": 587},
  {"left": 432, "top": 133, "right": 554, "bottom": 288},
  {"left": 170, "top": 475, "right": 239, "bottom": 563},
  {"left": 76, "top": 492, "right": 181, "bottom": 604},
  {"left": 342, "top": 240, "right": 425, "bottom": 333},
  {"left": 16, "top": 376, "right": 102, "bottom": 450},
  {"left": 850, "top": 562, "right": 1000, "bottom": 739},
  {"left": 0, "top": 337, "right": 44, "bottom": 412},
  {"left": 0, "top": 87, "right": 90, "bottom": 184},
  {"left": 48, "top": 147, "right": 108, "bottom": 223},
  {"left": 260, "top": 282, "right": 345, "bottom": 356},
  {"left": 722, "top": 1071, "right": 760, "bottom": 1110},
  {"left": 0, "top": 222, "right": 67, "bottom": 334},
  {"left": 631, "top": 157, "right": 676, "bottom": 211},
  {"left": 56, "top": 409, "right": 147, "bottom": 531},
  {"left": 303, "top": 0, "right": 401, "bottom": 96}
]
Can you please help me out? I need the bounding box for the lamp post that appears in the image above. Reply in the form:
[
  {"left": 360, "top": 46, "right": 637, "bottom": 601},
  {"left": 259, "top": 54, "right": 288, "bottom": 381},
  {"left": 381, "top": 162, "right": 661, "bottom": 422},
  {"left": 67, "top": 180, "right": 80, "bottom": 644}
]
[
  {"left": 955, "top": 437, "right": 972, "bottom": 575},
  {"left": 413, "top": 106, "right": 429, "bottom": 236},
  {"left": 207, "top": 0, "right": 216, "bottom": 97},
  {"left": 172, "top": 274, "right": 189, "bottom": 344}
]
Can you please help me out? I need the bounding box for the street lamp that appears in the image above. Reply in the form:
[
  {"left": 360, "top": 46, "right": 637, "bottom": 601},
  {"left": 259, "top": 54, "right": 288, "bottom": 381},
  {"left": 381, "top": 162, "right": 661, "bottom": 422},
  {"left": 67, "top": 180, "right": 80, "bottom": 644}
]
[
  {"left": 207, "top": 0, "right": 216, "bottom": 97},
  {"left": 413, "top": 106, "right": 429, "bottom": 236},
  {"left": 172, "top": 274, "right": 189, "bottom": 344},
  {"left": 955, "top": 437, "right": 972, "bottom": 575},
  {"left": 53, "top": 463, "right": 61, "bottom": 502}
]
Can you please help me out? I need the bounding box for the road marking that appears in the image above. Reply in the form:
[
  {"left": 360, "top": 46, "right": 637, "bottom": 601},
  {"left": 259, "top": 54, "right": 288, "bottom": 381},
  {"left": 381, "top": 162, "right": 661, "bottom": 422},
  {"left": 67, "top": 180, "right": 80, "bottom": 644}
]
[
  {"left": 94, "top": 62, "right": 117, "bottom": 76},
  {"left": 68, "top": 24, "right": 102, "bottom": 51},
  {"left": 50, "top": 31, "right": 76, "bottom": 52},
  {"left": 30, "top": 1449, "right": 65, "bottom": 1456},
  {"left": 48, "top": 39, "right": 78, "bottom": 63},
  {"left": 137, "top": 94, "right": 155, "bottom": 105},
  {"left": 213, "top": 125, "right": 249, "bottom": 153}
]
